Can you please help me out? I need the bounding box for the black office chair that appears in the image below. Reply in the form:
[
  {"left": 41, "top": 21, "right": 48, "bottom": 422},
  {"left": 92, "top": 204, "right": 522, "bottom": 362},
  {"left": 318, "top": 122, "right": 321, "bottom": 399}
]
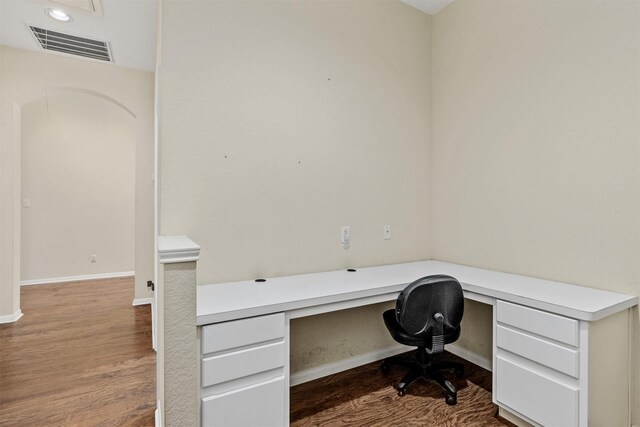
[{"left": 381, "top": 275, "right": 465, "bottom": 405}]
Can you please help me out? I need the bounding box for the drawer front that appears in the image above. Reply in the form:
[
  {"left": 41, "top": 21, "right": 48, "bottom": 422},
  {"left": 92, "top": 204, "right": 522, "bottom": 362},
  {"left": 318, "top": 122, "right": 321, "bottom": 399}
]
[
  {"left": 496, "top": 325, "right": 579, "bottom": 378},
  {"left": 497, "top": 300, "right": 578, "bottom": 346},
  {"left": 202, "top": 313, "right": 285, "bottom": 355},
  {"left": 202, "top": 376, "right": 285, "bottom": 427},
  {"left": 496, "top": 356, "right": 578, "bottom": 427},
  {"left": 202, "top": 341, "right": 285, "bottom": 387}
]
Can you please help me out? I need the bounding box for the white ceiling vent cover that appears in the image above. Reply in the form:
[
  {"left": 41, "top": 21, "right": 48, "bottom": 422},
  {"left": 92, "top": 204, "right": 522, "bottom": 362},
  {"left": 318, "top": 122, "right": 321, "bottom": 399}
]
[{"left": 29, "top": 26, "right": 112, "bottom": 62}]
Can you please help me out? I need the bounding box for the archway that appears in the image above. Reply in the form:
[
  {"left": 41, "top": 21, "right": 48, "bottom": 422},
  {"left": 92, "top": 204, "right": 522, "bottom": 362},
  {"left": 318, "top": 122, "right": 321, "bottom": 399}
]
[{"left": 20, "top": 90, "right": 136, "bottom": 284}]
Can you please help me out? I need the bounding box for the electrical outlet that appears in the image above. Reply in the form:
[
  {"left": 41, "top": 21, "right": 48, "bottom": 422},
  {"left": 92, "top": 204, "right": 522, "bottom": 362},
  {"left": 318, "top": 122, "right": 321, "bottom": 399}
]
[
  {"left": 384, "top": 225, "right": 391, "bottom": 240},
  {"left": 341, "top": 226, "right": 350, "bottom": 244},
  {"left": 90, "top": 254, "right": 97, "bottom": 263}
]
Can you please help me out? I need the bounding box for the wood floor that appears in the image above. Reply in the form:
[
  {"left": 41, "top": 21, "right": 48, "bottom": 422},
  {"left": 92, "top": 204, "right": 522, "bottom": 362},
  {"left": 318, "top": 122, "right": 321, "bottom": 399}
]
[
  {"left": 0, "top": 277, "right": 155, "bottom": 427},
  {"left": 1, "top": 278, "right": 510, "bottom": 426},
  {"left": 291, "top": 352, "right": 514, "bottom": 427}
]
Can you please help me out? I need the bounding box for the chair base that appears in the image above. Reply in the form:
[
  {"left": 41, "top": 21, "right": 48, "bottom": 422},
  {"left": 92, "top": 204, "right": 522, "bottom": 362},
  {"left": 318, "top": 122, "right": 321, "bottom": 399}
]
[{"left": 381, "top": 349, "right": 464, "bottom": 405}]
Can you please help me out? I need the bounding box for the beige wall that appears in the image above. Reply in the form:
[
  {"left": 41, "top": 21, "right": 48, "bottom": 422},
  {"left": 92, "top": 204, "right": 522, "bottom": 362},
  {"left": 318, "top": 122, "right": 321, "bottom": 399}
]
[
  {"left": 0, "top": 45, "right": 155, "bottom": 314},
  {"left": 159, "top": 0, "right": 432, "bottom": 371},
  {"left": 158, "top": 0, "right": 639, "bottom": 420},
  {"left": 290, "top": 302, "right": 398, "bottom": 373},
  {"left": 0, "top": 43, "right": 19, "bottom": 316},
  {"left": 432, "top": 0, "right": 640, "bottom": 422},
  {"left": 20, "top": 94, "right": 135, "bottom": 281}
]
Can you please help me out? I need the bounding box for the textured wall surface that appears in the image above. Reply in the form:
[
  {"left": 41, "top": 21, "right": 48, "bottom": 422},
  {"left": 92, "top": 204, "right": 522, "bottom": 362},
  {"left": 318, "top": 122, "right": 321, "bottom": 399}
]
[
  {"left": 159, "top": 0, "right": 433, "bottom": 371},
  {"left": 432, "top": 1, "right": 640, "bottom": 421},
  {"left": 163, "top": 262, "right": 197, "bottom": 427}
]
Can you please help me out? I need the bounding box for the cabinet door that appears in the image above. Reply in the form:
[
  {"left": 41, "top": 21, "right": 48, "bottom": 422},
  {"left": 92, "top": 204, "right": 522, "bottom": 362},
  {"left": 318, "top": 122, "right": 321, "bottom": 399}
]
[
  {"left": 202, "top": 376, "right": 285, "bottom": 427},
  {"left": 496, "top": 356, "right": 578, "bottom": 427}
]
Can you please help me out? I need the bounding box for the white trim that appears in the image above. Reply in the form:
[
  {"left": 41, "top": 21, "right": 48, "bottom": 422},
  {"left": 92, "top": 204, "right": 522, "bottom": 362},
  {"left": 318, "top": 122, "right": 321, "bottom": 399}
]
[
  {"left": 155, "top": 399, "right": 162, "bottom": 427},
  {"left": 0, "top": 310, "right": 23, "bottom": 324},
  {"left": 289, "top": 343, "right": 492, "bottom": 387},
  {"left": 290, "top": 345, "right": 407, "bottom": 386},
  {"left": 133, "top": 297, "right": 154, "bottom": 306},
  {"left": 446, "top": 343, "right": 492, "bottom": 372},
  {"left": 158, "top": 235, "right": 200, "bottom": 264},
  {"left": 20, "top": 271, "right": 134, "bottom": 286}
]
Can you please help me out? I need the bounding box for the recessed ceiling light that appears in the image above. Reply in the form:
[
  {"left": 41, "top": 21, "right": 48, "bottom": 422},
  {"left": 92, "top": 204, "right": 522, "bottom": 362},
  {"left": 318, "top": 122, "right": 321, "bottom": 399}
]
[{"left": 47, "top": 9, "right": 72, "bottom": 22}]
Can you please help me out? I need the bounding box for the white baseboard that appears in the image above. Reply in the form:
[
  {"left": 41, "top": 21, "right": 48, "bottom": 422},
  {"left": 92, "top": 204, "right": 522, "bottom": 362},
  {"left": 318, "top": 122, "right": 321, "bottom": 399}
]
[
  {"left": 290, "top": 345, "right": 408, "bottom": 386},
  {"left": 155, "top": 399, "right": 162, "bottom": 427},
  {"left": 0, "top": 309, "right": 23, "bottom": 324},
  {"left": 446, "top": 343, "right": 492, "bottom": 371},
  {"left": 20, "top": 271, "right": 134, "bottom": 286},
  {"left": 132, "top": 297, "right": 154, "bottom": 306},
  {"left": 290, "top": 343, "right": 492, "bottom": 387}
]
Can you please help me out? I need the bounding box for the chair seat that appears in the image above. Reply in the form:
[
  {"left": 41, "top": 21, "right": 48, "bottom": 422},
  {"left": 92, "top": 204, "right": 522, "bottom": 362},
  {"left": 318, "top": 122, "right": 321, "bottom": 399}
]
[{"left": 383, "top": 309, "right": 460, "bottom": 348}]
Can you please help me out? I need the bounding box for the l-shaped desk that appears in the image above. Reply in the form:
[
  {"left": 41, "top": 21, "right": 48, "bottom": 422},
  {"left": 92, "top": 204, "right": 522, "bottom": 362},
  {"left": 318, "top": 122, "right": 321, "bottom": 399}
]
[{"left": 196, "top": 260, "right": 637, "bottom": 427}]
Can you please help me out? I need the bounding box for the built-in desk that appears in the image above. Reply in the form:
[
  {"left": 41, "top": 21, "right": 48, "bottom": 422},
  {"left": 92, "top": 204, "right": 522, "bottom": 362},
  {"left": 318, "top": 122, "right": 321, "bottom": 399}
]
[{"left": 196, "top": 260, "right": 637, "bottom": 427}]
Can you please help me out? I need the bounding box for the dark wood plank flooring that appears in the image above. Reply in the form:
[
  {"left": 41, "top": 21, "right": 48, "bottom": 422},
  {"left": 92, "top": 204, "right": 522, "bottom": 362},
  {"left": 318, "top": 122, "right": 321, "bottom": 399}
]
[
  {"left": 0, "top": 277, "right": 155, "bottom": 426},
  {"left": 291, "top": 352, "right": 514, "bottom": 427}
]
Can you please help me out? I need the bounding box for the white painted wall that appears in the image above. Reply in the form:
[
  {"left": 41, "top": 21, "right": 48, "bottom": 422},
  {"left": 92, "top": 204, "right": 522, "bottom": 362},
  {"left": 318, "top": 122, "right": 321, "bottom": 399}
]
[
  {"left": 159, "top": 0, "right": 433, "bottom": 371},
  {"left": 432, "top": 1, "right": 640, "bottom": 421},
  {"left": 0, "top": 45, "right": 155, "bottom": 316},
  {"left": 21, "top": 93, "right": 135, "bottom": 281}
]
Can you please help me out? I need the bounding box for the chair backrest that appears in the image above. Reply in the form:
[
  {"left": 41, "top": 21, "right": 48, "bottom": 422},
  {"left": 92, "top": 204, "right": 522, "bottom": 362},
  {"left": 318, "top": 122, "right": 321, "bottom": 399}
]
[{"left": 395, "top": 275, "right": 464, "bottom": 338}]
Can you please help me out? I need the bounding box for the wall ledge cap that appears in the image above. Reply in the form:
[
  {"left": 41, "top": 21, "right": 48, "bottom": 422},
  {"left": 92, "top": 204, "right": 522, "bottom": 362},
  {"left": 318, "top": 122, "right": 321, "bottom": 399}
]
[{"left": 158, "top": 235, "right": 200, "bottom": 264}]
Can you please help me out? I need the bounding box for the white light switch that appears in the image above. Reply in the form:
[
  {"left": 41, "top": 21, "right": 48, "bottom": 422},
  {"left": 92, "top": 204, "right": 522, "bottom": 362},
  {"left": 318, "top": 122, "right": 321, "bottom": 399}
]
[
  {"left": 22, "top": 199, "right": 31, "bottom": 208},
  {"left": 90, "top": 254, "right": 97, "bottom": 263},
  {"left": 384, "top": 225, "right": 391, "bottom": 240}
]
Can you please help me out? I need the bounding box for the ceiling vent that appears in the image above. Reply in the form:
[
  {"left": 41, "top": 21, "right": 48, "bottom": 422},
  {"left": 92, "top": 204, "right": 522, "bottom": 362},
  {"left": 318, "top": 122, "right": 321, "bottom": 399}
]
[{"left": 29, "top": 26, "right": 112, "bottom": 63}]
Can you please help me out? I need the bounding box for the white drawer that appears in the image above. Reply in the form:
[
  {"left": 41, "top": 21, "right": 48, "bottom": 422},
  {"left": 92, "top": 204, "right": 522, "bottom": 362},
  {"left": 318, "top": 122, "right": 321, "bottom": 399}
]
[
  {"left": 497, "top": 300, "right": 578, "bottom": 347},
  {"left": 496, "top": 356, "right": 578, "bottom": 427},
  {"left": 202, "top": 376, "right": 285, "bottom": 427},
  {"left": 202, "top": 313, "right": 285, "bottom": 355},
  {"left": 496, "top": 325, "right": 579, "bottom": 378},
  {"left": 202, "top": 341, "right": 285, "bottom": 387}
]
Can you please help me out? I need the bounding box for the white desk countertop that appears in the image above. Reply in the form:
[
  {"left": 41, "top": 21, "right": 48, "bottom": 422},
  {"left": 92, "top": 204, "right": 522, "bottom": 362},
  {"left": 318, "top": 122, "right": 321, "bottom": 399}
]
[{"left": 197, "top": 260, "right": 637, "bottom": 325}]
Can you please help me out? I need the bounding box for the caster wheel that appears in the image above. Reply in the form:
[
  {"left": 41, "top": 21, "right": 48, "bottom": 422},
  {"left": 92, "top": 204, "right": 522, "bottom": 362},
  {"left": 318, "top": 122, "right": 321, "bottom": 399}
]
[
  {"left": 445, "top": 395, "right": 457, "bottom": 405},
  {"left": 380, "top": 362, "right": 390, "bottom": 374},
  {"left": 454, "top": 368, "right": 464, "bottom": 378},
  {"left": 398, "top": 389, "right": 406, "bottom": 397}
]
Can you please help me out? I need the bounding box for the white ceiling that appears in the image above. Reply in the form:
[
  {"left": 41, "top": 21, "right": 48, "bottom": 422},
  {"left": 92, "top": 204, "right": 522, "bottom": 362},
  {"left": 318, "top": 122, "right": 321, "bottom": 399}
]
[
  {"left": 400, "top": 0, "right": 454, "bottom": 15},
  {"left": 0, "top": 0, "right": 449, "bottom": 72},
  {"left": 0, "top": 0, "right": 157, "bottom": 71}
]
